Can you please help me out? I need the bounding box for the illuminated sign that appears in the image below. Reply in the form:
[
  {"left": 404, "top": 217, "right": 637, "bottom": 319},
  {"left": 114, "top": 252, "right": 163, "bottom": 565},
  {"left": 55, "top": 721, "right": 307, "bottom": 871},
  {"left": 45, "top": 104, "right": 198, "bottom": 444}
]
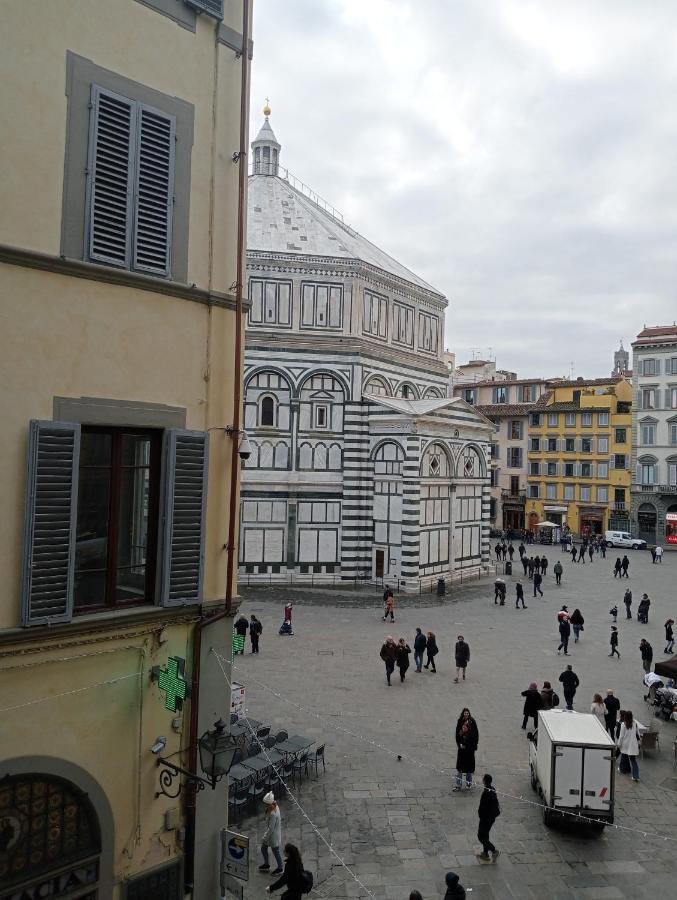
[{"left": 154, "top": 657, "right": 189, "bottom": 712}]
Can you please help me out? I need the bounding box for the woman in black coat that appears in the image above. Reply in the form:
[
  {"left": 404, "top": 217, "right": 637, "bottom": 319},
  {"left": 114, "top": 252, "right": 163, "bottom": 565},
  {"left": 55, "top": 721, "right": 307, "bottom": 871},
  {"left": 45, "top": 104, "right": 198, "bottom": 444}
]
[
  {"left": 521, "top": 682, "right": 542, "bottom": 730},
  {"left": 424, "top": 631, "right": 438, "bottom": 672},
  {"left": 396, "top": 639, "right": 411, "bottom": 682},
  {"left": 454, "top": 708, "right": 479, "bottom": 791},
  {"left": 267, "top": 844, "right": 307, "bottom": 899}
]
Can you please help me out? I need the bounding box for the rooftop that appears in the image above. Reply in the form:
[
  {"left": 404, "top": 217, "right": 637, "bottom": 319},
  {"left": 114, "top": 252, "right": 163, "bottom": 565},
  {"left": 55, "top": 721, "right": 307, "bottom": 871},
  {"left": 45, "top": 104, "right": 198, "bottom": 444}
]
[
  {"left": 633, "top": 325, "right": 677, "bottom": 345},
  {"left": 474, "top": 403, "right": 539, "bottom": 417}
]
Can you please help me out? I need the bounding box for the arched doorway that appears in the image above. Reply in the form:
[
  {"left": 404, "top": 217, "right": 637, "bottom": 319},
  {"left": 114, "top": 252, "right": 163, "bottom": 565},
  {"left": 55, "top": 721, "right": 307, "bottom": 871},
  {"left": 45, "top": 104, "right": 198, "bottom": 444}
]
[
  {"left": 0, "top": 773, "right": 101, "bottom": 898},
  {"left": 637, "top": 502, "right": 657, "bottom": 544},
  {"left": 666, "top": 504, "right": 677, "bottom": 546}
]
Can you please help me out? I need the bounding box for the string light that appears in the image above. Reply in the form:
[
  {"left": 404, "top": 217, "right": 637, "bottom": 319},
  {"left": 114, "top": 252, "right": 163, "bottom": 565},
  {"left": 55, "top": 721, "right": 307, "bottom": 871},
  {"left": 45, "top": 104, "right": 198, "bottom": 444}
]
[{"left": 0, "top": 671, "right": 142, "bottom": 714}]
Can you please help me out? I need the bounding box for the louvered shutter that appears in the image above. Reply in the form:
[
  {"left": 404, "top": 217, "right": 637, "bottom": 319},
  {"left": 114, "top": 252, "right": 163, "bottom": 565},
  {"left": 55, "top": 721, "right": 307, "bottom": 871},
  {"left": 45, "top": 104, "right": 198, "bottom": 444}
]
[
  {"left": 21, "top": 421, "right": 80, "bottom": 626},
  {"left": 609, "top": 455, "right": 615, "bottom": 469},
  {"left": 87, "top": 86, "right": 135, "bottom": 268},
  {"left": 132, "top": 104, "right": 175, "bottom": 276},
  {"left": 666, "top": 389, "right": 672, "bottom": 409},
  {"left": 636, "top": 463, "right": 642, "bottom": 483},
  {"left": 160, "top": 430, "right": 209, "bottom": 606},
  {"left": 636, "top": 390, "right": 642, "bottom": 410}
]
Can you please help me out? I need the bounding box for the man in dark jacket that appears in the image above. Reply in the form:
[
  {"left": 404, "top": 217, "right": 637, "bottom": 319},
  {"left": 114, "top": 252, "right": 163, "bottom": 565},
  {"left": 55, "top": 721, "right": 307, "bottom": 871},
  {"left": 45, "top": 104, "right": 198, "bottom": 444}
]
[
  {"left": 476, "top": 773, "right": 500, "bottom": 862},
  {"left": 521, "top": 553, "right": 529, "bottom": 576},
  {"left": 559, "top": 664, "right": 579, "bottom": 710},
  {"left": 639, "top": 639, "right": 653, "bottom": 673},
  {"left": 603, "top": 689, "right": 620, "bottom": 737},
  {"left": 557, "top": 617, "right": 571, "bottom": 655},
  {"left": 249, "top": 614, "right": 263, "bottom": 653},
  {"left": 540, "top": 556, "right": 548, "bottom": 577},
  {"left": 413, "top": 627, "right": 427, "bottom": 673},
  {"left": 518, "top": 542, "right": 526, "bottom": 558},
  {"left": 533, "top": 571, "right": 543, "bottom": 598},
  {"left": 515, "top": 580, "right": 527, "bottom": 609},
  {"left": 454, "top": 636, "right": 470, "bottom": 682},
  {"left": 553, "top": 560, "right": 563, "bottom": 584},
  {"left": 621, "top": 555, "right": 630, "bottom": 577},
  {"left": 234, "top": 615, "right": 249, "bottom": 654},
  {"left": 444, "top": 871, "right": 466, "bottom": 899},
  {"left": 380, "top": 637, "right": 397, "bottom": 686},
  {"left": 623, "top": 588, "right": 632, "bottom": 619}
]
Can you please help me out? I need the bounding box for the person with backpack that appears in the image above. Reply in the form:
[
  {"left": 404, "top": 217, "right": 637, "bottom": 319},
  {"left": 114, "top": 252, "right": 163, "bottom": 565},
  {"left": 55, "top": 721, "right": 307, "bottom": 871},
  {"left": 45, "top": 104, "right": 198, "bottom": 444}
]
[
  {"left": 266, "top": 843, "right": 312, "bottom": 898},
  {"left": 424, "top": 630, "right": 439, "bottom": 672},
  {"left": 233, "top": 614, "right": 249, "bottom": 654},
  {"left": 250, "top": 614, "right": 263, "bottom": 653},
  {"left": 540, "top": 681, "right": 558, "bottom": 710},
  {"left": 476, "top": 773, "right": 500, "bottom": 862},
  {"left": 553, "top": 559, "right": 563, "bottom": 585}
]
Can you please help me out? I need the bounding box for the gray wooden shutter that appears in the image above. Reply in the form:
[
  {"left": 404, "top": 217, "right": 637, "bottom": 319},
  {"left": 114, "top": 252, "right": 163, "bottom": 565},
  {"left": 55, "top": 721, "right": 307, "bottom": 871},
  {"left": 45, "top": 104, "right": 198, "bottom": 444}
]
[
  {"left": 22, "top": 421, "right": 80, "bottom": 626},
  {"left": 132, "top": 104, "right": 175, "bottom": 277},
  {"left": 160, "top": 430, "right": 209, "bottom": 606},
  {"left": 87, "top": 86, "right": 135, "bottom": 268}
]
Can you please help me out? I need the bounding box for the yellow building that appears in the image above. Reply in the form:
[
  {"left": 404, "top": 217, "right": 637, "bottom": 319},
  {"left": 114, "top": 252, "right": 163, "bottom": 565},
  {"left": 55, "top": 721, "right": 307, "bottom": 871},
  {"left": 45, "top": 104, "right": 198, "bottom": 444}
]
[
  {"left": 0, "top": 2, "right": 252, "bottom": 898},
  {"left": 526, "top": 377, "right": 633, "bottom": 536}
]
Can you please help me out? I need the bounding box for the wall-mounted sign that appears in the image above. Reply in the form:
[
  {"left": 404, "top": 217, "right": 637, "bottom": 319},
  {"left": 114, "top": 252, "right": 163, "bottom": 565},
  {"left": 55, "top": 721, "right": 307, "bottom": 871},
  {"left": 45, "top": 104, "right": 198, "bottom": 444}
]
[
  {"left": 153, "top": 657, "right": 189, "bottom": 712},
  {"left": 221, "top": 829, "right": 249, "bottom": 882}
]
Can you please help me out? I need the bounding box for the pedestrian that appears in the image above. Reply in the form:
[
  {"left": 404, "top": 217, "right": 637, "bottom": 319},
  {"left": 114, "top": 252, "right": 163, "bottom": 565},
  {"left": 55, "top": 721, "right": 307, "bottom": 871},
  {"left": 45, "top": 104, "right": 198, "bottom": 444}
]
[
  {"left": 533, "top": 571, "right": 543, "bottom": 598},
  {"left": 515, "top": 580, "right": 527, "bottom": 609},
  {"left": 521, "top": 681, "right": 542, "bottom": 729},
  {"left": 578, "top": 543, "right": 586, "bottom": 564},
  {"left": 424, "top": 630, "right": 438, "bottom": 672},
  {"left": 534, "top": 554, "right": 541, "bottom": 575},
  {"left": 655, "top": 545, "right": 664, "bottom": 563},
  {"left": 259, "top": 792, "right": 284, "bottom": 874},
  {"left": 528, "top": 557, "right": 535, "bottom": 580},
  {"left": 396, "top": 638, "right": 411, "bottom": 682},
  {"left": 476, "top": 773, "right": 501, "bottom": 862},
  {"left": 623, "top": 588, "right": 632, "bottom": 619},
  {"left": 508, "top": 543, "right": 515, "bottom": 560},
  {"left": 637, "top": 594, "right": 650, "bottom": 624},
  {"left": 494, "top": 578, "right": 506, "bottom": 605},
  {"left": 454, "top": 635, "right": 470, "bottom": 682},
  {"left": 518, "top": 542, "right": 526, "bottom": 558},
  {"left": 494, "top": 542, "right": 502, "bottom": 561},
  {"left": 380, "top": 636, "right": 397, "bottom": 686},
  {"left": 541, "top": 556, "right": 548, "bottom": 578},
  {"left": 444, "top": 872, "right": 466, "bottom": 900},
  {"left": 621, "top": 555, "right": 630, "bottom": 577},
  {"left": 521, "top": 553, "right": 529, "bottom": 576},
  {"left": 382, "top": 588, "right": 395, "bottom": 622},
  {"left": 570, "top": 608, "right": 584, "bottom": 643},
  {"left": 600, "top": 539, "right": 607, "bottom": 558},
  {"left": 501, "top": 542, "right": 507, "bottom": 560},
  {"left": 609, "top": 604, "right": 618, "bottom": 623},
  {"left": 553, "top": 560, "right": 563, "bottom": 585},
  {"left": 591, "top": 693, "right": 605, "bottom": 725},
  {"left": 616, "top": 710, "right": 641, "bottom": 781},
  {"left": 665, "top": 619, "right": 675, "bottom": 654},
  {"left": 557, "top": 615, "right": 571, "bottom": 655},
  {"left": 609, "top": 626, "right": 620, "bottom": 658},
  {"left": 265, "top": 843, "right": 307, "bottom": 898},
  {"left": 540, "top": 680, "right": 558, "bottom": 710},
  {"left": 454, "top": 707, "right": 479, "bottom": 790},
  {"left": 234, "top": 614, "right": 249, "bottom": 654},
  {"left": 639, "top": 638, "right": 653, "bottom": 674},
  {"left": 603, "top": 689, "right": 621, "bottom": 737},
  {"left": 588, "top": 544, "right": 594, "bottom": 562},
  {"left": 650, "top": 546, "right": 657, "bottom": 564},
  {"left": 571, "top": 545, "right": 578, "bottom": 563},
  {"left": 613, "top": 558, "right": 622, "bottom": 578},
  {"left": 413, "top": 628, "right": 427, "bottom": 673},
  {"left": 559, "top": 664, "right": 579, "bottom": 710},
  {"left": 250, "top": 614, "right": 263, "bottom": 653}
]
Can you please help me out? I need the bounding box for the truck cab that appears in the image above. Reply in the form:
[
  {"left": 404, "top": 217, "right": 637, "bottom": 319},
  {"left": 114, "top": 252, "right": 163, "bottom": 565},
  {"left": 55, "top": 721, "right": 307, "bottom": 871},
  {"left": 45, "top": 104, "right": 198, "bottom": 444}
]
[{"left": 528, "top": 710, "right": 615, "bottom": 828}]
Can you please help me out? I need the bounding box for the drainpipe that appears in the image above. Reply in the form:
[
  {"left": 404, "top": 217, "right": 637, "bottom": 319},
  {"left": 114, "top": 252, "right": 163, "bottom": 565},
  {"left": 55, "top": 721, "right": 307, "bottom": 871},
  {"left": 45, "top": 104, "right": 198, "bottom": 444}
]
[{"left": 184, "top": 1, "right": 250, "bottom": 892}]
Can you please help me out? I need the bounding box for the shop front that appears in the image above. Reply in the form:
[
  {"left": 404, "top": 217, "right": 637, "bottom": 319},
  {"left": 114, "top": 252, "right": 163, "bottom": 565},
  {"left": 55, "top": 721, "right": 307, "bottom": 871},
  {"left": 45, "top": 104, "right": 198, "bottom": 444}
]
[
  {"left": 666, "top": 507, "right": 677, "bottom": 546},
  {"left": 543, "top": 506, "right": 567, "bottom": 528},
  {"left": 637, "top": 502, "right": 657, "bottom": 544},
  {"left": 578, "top": 506, "right": 606, "bottom": 537}
]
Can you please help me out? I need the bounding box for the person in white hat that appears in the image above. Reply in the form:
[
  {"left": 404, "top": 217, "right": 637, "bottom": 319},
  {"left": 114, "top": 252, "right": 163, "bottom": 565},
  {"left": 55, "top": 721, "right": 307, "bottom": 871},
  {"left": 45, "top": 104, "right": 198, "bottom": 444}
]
[{"left": 259, "top": 792, "right": 283, "bottom": 874}]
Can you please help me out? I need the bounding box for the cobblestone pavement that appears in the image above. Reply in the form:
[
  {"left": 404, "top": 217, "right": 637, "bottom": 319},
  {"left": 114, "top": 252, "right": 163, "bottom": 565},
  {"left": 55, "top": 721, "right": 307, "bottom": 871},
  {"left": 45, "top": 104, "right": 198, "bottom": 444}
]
[{"left": 231, "top": 549, "right": 677, "bottom": 899}]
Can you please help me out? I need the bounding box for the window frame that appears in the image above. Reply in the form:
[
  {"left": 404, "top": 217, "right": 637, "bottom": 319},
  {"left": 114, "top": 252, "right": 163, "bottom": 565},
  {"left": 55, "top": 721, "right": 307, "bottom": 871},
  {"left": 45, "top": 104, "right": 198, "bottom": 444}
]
[
  {"left": 615, "top": 428, "right": 627, "bottom": 444},
  {"left": 598, "top": 412, "right": 609, "bottom": 426},
  {"left": 581, "top": 412, "right": 593, "bottom": 427},
  {"left": 565, "top": 412, "right": 576, "bottom": 427},
  {"left": 313, "top": 403, "right": 330, "bottom": 430}
]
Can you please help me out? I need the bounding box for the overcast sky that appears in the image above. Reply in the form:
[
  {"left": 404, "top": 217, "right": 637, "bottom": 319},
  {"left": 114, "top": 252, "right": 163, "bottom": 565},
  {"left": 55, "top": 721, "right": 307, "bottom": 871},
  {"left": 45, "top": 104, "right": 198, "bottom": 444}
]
[{"left": 249, "top": 0, "right": 677, "bottom": 378}]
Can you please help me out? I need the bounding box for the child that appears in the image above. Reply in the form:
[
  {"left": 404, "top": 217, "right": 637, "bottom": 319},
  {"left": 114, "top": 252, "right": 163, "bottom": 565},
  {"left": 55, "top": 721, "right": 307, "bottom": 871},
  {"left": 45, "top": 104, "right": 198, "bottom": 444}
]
[
  {"left": 609, "top": 604, "right": 618, "bottom": 624},
  {"left": 609, "top": 626, "right": 620, "bottom": 659}
]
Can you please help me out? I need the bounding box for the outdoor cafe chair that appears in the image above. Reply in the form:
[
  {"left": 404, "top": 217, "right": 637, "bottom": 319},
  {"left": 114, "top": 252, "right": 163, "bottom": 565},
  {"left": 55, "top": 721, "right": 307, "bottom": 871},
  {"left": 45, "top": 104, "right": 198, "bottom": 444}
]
[
  {"left": 275, "top": 730, "right": 288, "bottom": 743},
  {"left": 248, "top": 776, "right": 269, "bottom": 806},
  {"left": 308, "top": 744, "right": 326, "bottom": 778},
  {"left": 256, "top": 725, "right": 271, "bottom": 739},
  {"left": 264, "top": 736, "right": 277, "bottom": 749},
  {"left": 292, "top": 751, "right": 310, "bottom": 786},
  {"left": 640, "top": 729, "right": 660, "bottom": 757},
  {"left": 228, "top": 785, "right": 249, "bottom": 819}
]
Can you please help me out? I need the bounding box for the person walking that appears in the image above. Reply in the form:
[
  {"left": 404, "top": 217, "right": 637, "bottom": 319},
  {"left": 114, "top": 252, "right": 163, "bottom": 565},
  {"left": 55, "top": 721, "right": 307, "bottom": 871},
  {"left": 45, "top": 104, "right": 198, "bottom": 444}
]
[
  {"left": 494, "top": 578, "right": 506, "bottom": 605},
  {"left": 413, "top": 628, "right": 427, "bottom": 673},
  {"left": 518, "top": 542, "right": 526, "bottom": 559},
  {"left": 559, "top": 664, "right": 579, "bottom": 710},
  {"left": 501, "top": 542, "right": 507, "bottom": 561},
  {"left": 259, "top": 792, "right": 284, "bottom": 874},
  {"left": 637, "top": 594, "right": 650, "bottom": 624},
  {"left": 613, "top": 558, "right": 622, "bottom": 578},
  {"left": 664, "top": 619, "right": 675, "bottom": 654},
  {"left": 609, "top": 626, "right": 620, "bottom": 658},
  {"left": 639, "top": 638, "right": 653, "bottom": 674},
  {"left": 424, "top": 630, "right": 438, "bottom": 672},
  {"left": 515, "top": 580, "right": 527, "bottom": 609},
  {"left": 533, "top": 554, "right": 541, "bottom": 575},
  {"left": 265, "top": 843, "right": 307, "bottom": 898},
  {"left": 250, "top": 614, "right": 263, "bottom": 654},
  {"left": 444, "top": 872, "right": 467, "bottom": 900},
  {"left": 521, "top": 682, "right": 542, "bottom": 730},
  {"left": 570, "top": 608, "right": 584, "bottom": 643},
  {"left": 621, "top": 555, "right": 630, "bottom": 577},
  {"left": 600, "top": 538, "right": 607, "bottom": 558},
  {"left": 382, "top": 589, "right": 395, "bottom": 622},
  {"left": 609, "top": 604, "right": 618, "bottom": 624},
  {"left": 650, "top": 545, "right": 657, "bottom": 564},
  {"left": 454, "top": 635, "right": 471, "bottom": 682},
  {"left": 494, "top": 542, "right": 502, "bottom": 561},
  {"left": 603, "top": 689, "right": 621, "bottom": 737},
  {"left": 540, "top": 556, "right": 549, "bottom": 578},
  {"left": 476, "top": 773, "right": 501, "bottom": 862},
  {"left": 527, "top": 557, "right": 535, "bottom": 580},
  {"left": 591, "top": 693, "right": 606, "bottom": 725},
  {"left": 533, "top": 571, "right": 544, "bottom": 598},
  {"left": 540, "top": 681, "right": 557, "bottom": 710},
  {"left": 616, "top": 710, "right": 641, "bottom": 781},
  {"left": 571, "top": 545, "right": 578, "bottom": 563},
  {"left": 454, "top": 707, "right": 479, "bottom": 790},
  {"left": 553, "top": 560, "right": 563, "bottom": 585},
  {"left": 521, "top": 553, "right": 529, "bottom": 576},
  {"left": 557, "top": 611, "right": 571, "bottom": 655},
  {"left": 588, "top": 544, "right": 594, "bottom": 562},
  {"left": 508, "top": 543, "right": 515, "bottom": 561},
  {"left": 380, "top": 636, "right": 397, "bottom": 686},
  {"left": 396, "top": 638, "right": 411, "bottom": 682},
  {"left": 655, "top": 545, "right": 664, "bottom": 563},
  {"left": 623, "top": 588, "right": 632, "bottom": 619}
]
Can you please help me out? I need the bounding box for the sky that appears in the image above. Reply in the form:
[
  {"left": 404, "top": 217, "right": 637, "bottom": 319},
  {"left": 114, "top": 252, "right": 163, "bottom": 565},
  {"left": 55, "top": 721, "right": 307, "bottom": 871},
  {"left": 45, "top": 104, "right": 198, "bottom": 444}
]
[{"left": 249, "top": 0, "right": 677, "bottom": 378}]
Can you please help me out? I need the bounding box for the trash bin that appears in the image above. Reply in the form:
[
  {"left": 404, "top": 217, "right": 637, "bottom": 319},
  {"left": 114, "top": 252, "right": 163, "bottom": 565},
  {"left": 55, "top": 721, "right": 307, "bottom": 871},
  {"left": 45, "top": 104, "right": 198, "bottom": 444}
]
[
  {"left": 437, "top": 578, "right": 446, "bottom": 596},
  {"left": 505, "top": 561, "right": 512, "bottom": 575}
]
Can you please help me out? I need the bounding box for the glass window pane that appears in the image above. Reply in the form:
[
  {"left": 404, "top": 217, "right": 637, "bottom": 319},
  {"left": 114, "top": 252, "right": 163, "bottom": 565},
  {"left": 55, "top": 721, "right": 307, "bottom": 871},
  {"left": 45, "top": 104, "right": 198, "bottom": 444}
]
[
  {"left": 121, "top": 434, "right": 151, "bottom": 466},
  {"left": 117, "top": 464, "right": 150, "bottom": 573},
  {"left": 75, "top": 461, "right": 111, "bottom": 609},
  {"left": 79, "top": 432, "right": 112, "bottom": 466}
]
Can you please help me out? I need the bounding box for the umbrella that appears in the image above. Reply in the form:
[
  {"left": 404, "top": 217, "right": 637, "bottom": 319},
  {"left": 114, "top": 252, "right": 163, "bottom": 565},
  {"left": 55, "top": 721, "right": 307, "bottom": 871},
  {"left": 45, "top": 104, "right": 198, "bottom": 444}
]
[{"left": 536, "top": 521, "right": 558, "bottom": 528}]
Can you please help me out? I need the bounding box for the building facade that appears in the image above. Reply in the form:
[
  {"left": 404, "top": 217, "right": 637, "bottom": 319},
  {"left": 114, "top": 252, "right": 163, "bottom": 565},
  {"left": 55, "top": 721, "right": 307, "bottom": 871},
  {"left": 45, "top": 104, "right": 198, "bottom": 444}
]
[
  {"left": 240, "top": 113, "right": 493, "bottom": 590},
  {"left": 630, "top": 325, "right": 677, "bottom": 545},
  {"left": 0, "top": 2, "right": 251, "bottom": 898},
  {"left": 525, "top": 378, "right": 633, "bottom": 535},
  {"left": 451, "top": 378, "right": 550, "bottom": 532}
]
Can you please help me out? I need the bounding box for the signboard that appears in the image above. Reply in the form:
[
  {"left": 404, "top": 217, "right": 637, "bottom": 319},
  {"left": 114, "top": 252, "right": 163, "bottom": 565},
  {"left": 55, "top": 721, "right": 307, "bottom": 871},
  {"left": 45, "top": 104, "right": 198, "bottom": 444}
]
[
  {"left": 230, "top": 682, "right": 245, "bottom": 719},
  {"left": 220, "top": 829, "right": 249, "bottom": 882},
  {"left": 220, "top": 873, "right": 243, "bottom": 900},
  {"left": 153, "top": 657, "right": 189, "bottom": 712},
  {"left": 667, "top": 512, "right": 677, "bottom": 545}
]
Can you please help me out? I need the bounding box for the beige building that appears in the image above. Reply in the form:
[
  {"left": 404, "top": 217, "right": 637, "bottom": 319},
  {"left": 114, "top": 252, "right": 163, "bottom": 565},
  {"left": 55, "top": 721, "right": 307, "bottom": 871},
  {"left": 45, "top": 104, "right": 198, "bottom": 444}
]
[{"left": 0, "top": 2, "right": 251, "bottom": 899}]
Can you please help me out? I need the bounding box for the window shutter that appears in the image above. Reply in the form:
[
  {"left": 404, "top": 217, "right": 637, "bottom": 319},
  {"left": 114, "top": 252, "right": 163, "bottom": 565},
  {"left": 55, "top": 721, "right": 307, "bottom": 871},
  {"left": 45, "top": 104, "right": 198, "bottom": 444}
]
[
  {"left": 160, "top": 429, "right": 209, "bottom": 606},
  {"left": 635, "top": 463, "right": 642, "bottom": 483},
  {"left": 21, "top": 421, "right": 80, "bottom": 626},
  {"left": 132, "top": 104, "right": 176, "bottom": 276},
  {"left": 609, "top": 455, "right": 615, "bottom": 469},
  {"left": 666, "top": 389, "right": 671, "bottom": 409},
  {"left": 87, "top": 86, "right": 135, "bottom": 268},
  {"left": 636, "top": 390, "right": 642, "bottom": 410}
]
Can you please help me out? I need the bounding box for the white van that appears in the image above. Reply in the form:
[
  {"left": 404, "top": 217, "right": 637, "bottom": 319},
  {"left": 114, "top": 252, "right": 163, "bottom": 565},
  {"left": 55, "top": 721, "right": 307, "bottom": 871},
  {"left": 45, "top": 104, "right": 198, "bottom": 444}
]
[{"left": 604, "top": 530, "right": 646, "bottom": 550}]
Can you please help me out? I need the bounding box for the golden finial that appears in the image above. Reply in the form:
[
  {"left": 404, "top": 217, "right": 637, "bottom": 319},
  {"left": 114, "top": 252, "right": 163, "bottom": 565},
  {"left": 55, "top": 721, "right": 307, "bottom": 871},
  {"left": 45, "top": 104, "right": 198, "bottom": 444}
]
[{"left": 263, "top": 97, "right": 271, "bottom": 117}]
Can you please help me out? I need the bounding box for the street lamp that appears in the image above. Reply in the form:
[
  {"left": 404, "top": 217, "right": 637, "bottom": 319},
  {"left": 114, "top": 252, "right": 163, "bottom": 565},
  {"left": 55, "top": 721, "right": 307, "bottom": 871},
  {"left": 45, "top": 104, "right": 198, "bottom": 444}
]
[{"left": 156, "top": 719, "right": 239, "bottom": 799}]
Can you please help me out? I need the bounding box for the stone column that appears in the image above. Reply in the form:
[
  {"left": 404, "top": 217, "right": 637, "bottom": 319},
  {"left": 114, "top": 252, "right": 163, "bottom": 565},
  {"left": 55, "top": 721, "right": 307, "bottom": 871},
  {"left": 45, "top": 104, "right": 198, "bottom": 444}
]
[{"left": 400, "top": 433, "right": 421, "bottom": 590}]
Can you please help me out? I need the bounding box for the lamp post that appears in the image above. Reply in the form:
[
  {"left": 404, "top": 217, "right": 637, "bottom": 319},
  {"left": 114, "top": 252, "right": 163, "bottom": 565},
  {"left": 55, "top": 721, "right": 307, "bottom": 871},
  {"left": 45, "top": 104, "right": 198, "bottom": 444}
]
[{"left": 156, "top": 719, "right": 239, "bottom": 799}]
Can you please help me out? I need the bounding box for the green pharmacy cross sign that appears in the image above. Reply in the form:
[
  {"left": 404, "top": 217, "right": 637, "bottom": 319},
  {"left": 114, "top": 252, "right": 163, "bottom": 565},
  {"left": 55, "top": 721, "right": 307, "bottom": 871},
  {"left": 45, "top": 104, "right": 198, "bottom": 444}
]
[{"left": 154, "top": 656, "right": 189, "bottom": 712}]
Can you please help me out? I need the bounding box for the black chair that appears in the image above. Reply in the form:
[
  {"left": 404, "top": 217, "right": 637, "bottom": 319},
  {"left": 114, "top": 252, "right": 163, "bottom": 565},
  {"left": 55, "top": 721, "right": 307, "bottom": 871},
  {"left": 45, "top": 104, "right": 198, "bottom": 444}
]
[
  {"left": 244, "top": 741, "right": 259, "bottom": 759},
  {"left": 248, "top": 776, "right": 269, "bottom": 806},
  {"left": 231, "top": 748, "right": 243, "bottom": 766},
  {"left": 280, "top": 758, "right": 294, "bottom": 785},
  {"left": 308, "top": 744, "right": 326, "bottom": 777},
  {"left": 228, "top": 785, "right": 249, "bottom": 819},
  {"left": 256, "top": 726, "right": 271, "bottom": 740},
  {"left": 292, "top": 751, "right": 309, "bottom": 786},
  {"left": 275, "top": 730, "right": 288, "bottom": 743},
  {"left": 264, "top": 736, "right": 276, "bottom": 749},
  {"left": 230, "top": 713, "right": 239, "bottom": 725}
]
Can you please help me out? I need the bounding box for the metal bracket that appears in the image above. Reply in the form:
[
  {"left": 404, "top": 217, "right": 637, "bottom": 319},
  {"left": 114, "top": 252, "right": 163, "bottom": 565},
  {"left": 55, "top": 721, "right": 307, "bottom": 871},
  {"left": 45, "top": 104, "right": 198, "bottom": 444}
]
[{"left": 155, "top": 757, "right": 212, "bottom": 799}]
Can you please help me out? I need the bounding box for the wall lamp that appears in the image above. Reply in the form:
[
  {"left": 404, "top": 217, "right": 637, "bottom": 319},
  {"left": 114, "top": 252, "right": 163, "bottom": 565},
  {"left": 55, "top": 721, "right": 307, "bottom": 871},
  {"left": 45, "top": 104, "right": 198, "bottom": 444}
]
[{"left": 155, "top": 719, "right": 240, "bottom": 799}]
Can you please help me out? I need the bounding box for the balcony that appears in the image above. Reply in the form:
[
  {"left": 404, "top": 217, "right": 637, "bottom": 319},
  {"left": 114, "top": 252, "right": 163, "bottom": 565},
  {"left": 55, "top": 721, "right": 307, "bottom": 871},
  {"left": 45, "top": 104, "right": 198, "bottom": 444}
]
[
  {"left": 611, "top": 502, "right": 628, "bottom": 512},
  {"left": 631, "top": 483, "right": 677, "bottom": 494},
  {"left": 501, "top": 489, "right": 526, "bottom": 504}
]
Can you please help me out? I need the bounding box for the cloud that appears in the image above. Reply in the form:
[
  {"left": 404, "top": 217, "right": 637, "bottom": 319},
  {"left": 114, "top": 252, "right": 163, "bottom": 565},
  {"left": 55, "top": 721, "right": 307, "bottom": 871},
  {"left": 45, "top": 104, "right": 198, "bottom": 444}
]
[{"left": 249, "top": 0, "right": 677, "bottom": 376}]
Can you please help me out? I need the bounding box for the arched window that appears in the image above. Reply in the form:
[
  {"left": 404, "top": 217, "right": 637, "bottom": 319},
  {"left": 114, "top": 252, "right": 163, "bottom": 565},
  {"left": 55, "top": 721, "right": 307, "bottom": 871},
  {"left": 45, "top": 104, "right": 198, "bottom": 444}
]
[
  {"left": 260, "top": 396, "right": 275, "bottom": 427},
  {"left": 397, "top": 383, "right": 418, "bottom": 399},
  {"left": 364, "top": 376, "right": 391, "bottom": 398},
  {"left": 421, "top": 443, "right": 451, "bottom": 478}
]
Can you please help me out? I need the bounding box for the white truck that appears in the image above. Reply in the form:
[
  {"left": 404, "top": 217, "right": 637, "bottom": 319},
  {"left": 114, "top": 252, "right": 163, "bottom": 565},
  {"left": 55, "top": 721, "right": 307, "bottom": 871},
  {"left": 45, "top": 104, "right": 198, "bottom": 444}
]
[{"left": 527, "top": 710, "right": 615, "bottom": 828}]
